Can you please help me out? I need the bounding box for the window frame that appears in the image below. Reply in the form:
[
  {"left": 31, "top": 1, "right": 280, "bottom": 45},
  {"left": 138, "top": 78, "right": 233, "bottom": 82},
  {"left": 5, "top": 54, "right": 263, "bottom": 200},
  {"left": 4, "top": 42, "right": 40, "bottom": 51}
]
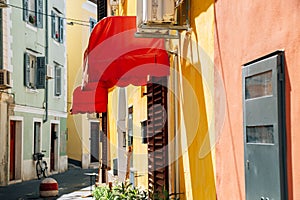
[
  {"left": 23, "top": 0, "right": 43, "bottom": 28},
  {"left": 24, "top": 52, "right": 46, "bottom": 89},
  {"left": 51, "top": 9, "right": 64, "bottom": 43}
]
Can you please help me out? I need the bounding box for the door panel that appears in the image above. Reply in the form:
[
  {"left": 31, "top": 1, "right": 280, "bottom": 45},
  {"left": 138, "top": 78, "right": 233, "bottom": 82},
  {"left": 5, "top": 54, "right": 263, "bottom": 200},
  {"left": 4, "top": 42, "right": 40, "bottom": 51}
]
[
  {"left": 242, "top": 52, "right": 287, "bottom": 200},
  {"left": 10, "top": 121, "right": 16, "bottom": 181},
  {"left": 90, "top": 122, "right": 99, "bottom": 162}
]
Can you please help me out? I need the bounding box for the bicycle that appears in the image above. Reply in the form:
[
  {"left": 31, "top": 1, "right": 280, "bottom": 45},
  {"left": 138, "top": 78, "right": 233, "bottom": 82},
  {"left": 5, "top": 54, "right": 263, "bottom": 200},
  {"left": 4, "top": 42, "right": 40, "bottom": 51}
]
[{"left": 33, "top": 151, "right": 48, "bottom": 179}]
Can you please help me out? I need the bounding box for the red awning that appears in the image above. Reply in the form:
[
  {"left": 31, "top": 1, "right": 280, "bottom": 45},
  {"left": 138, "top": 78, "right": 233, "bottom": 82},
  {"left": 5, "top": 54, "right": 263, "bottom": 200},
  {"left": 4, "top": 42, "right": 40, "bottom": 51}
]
[
  {"left": 71, "top": 83, "right": 108, "bottom": 114},
  {"left": 71, "top": 16, "right": 170, "bottom": 114}
]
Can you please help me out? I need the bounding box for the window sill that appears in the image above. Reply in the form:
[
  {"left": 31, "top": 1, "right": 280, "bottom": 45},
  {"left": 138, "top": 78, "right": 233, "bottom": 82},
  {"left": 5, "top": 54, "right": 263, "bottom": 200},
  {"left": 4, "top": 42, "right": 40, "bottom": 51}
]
[
  {"left": 52, "top": 39, "right": 62, "bottom": 46},
  {"left": 25, "top": 23, "right": 38, "bottom": 32},
  {"left": 25, "top": 87, "right": 39, "bottom": 93},
  {"left": 53, "top": 95, "right": 62, "bottom": 99}
]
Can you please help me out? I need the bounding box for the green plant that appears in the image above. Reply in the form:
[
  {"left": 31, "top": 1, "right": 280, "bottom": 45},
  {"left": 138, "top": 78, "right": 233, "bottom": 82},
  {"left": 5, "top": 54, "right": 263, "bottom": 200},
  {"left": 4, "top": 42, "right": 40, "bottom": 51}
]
[
  {"left": 151, "top": 187, "right": 170, "bottom": 200},
  {"left": 92, "top": 181, "right": 149, "bottom": 200}
]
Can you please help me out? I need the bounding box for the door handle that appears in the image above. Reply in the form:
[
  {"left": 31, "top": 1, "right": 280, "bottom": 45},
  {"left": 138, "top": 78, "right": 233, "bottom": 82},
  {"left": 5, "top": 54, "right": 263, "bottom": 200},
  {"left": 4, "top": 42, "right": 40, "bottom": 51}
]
[{"left": 246, "top": 160, "right": 250, "bottom": 170}]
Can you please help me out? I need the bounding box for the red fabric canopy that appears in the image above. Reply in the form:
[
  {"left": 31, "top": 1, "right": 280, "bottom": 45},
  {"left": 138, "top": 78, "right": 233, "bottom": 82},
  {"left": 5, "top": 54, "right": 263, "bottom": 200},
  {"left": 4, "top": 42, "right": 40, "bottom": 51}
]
[
  {"left": 71, "top": 83, "right": 108, "bottom": 114},
  {"left": 71, "top": 16, "right": 170, "bottom": 114}
]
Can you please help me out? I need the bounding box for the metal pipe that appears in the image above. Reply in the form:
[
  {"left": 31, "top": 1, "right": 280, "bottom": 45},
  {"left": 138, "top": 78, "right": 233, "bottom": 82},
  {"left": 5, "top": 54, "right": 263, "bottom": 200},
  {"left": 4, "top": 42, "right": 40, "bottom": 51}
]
[{"left": 43, "top": 0, "right": 48, "bottom": 123}]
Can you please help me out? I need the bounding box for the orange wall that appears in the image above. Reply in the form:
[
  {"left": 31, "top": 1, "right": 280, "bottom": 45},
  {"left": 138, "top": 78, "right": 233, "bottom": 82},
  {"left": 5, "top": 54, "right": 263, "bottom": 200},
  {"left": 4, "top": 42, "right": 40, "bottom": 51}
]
[{"left": 214, "top": 1, "right": 300, "bottom": 199}]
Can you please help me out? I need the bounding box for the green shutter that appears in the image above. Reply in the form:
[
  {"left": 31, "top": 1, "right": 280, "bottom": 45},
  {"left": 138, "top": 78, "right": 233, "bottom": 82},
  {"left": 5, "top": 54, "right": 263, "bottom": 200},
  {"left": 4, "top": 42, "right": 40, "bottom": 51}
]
[
  {"left": 24, "top": 53, "right": 30, "bottom": 87},
  {"left": 23, "top": 0, "right": 29, "bottom": 22},
  {"left": 36, "top": 56, "right": 45, "bottom": 89},
  {"left": 55, "top": 66, "right": 61, "bottom": 95},
  {"left": 51, "top": 11, "right": 56, "bottom": 39},
  {"left": 59, "top": 17, "right": 64, "bottom": 43},
  {"left": 36, "top": 0, "right": 43, "bottom": 28}
]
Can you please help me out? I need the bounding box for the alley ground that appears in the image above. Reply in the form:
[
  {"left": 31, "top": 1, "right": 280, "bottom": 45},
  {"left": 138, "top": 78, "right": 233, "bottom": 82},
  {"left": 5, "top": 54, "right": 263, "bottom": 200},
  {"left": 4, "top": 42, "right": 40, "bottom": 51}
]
[{"left": 0, "top": 164, "right": 98, "bottom": 200}]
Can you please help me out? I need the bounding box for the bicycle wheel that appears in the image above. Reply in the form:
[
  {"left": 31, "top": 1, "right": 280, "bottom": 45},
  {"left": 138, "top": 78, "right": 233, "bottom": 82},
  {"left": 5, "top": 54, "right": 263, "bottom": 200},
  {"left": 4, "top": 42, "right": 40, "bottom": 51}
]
[
  {"left": 36, "top": 162, "right": 43, "bottom": 179},
  {"left": 41, "top": 161, "right": 48, "bottom": 178}
]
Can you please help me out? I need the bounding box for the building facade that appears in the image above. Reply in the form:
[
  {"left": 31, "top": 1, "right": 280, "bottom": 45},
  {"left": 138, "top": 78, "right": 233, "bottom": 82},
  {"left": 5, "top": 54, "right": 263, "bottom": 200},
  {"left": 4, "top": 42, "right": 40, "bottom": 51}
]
[
  {"left": 66, "top": 0, "right": 98, "bottom": 169},
  {"left": 215, "top": 1, "right": 300, "bottom": 199},
  {"left": 0, "top": 0, "right": 68, "bottom": 186},
  {"left": 71, "top": 0, "right": 300, "bottom": 199}
]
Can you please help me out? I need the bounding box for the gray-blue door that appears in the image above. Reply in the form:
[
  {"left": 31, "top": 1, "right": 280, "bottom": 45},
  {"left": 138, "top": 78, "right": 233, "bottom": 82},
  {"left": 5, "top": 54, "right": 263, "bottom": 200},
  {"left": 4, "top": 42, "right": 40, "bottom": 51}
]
[
  {"left": 90, "top": 122, "right": 99, "bottom": 162},
  {"left": 242, "top": 52, "right": 287, "bottom": 200}
]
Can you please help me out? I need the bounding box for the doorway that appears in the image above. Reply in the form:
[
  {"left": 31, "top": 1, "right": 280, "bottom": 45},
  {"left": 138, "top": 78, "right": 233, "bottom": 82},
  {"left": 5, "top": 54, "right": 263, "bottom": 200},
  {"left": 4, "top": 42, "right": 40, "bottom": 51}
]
[
  {"left": 242, "top": 52, "right": 287, "bottom": 199},
  {"left": 90, "top": 122, "right": 99, "bottom": 163},
  {"left": 50, "top": 123, "right": 59, "bottom": 172},
  {"left": 9, "top": 120, "right": 22, "bottom": 181}
]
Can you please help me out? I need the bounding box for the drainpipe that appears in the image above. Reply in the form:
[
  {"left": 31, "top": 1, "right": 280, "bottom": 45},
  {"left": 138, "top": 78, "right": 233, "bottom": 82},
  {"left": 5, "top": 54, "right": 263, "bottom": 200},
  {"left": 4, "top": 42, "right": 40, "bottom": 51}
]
[
  {"left": 174, "top": 54, "right": 180, "bottom": 199},
  {"left": 43, "top": 0, "right": 48, "bottom": 123}
]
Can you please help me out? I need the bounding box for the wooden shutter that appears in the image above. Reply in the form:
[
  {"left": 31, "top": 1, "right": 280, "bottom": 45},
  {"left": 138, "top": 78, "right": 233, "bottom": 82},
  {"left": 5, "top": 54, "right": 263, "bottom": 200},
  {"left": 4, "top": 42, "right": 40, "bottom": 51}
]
[
  {"left": 147, "top": 77, "right": 169, "bottom": 197},
  {"left": 36, "top": 0, "right": 43, "bottom": 28},
  {"left": 97, "top": 0, "right": 107, "bottom": 21},
  {"left": 59, "top": 17, "right": 64, "bottom": 43},
  {"left": 36, "top": 56, "right": 45, "bottom": 89},
  {"left": 55, "top": 66, "right": 61, "bottom": 95},
  {"left": 24, "top": 53, "right": 30, "bottom": 87},
  {"left": 23, "top": 0, "right": 29, "bottom": 22},
  {"left": 51, "top": 11, "right": 56, "bottom": 39}
]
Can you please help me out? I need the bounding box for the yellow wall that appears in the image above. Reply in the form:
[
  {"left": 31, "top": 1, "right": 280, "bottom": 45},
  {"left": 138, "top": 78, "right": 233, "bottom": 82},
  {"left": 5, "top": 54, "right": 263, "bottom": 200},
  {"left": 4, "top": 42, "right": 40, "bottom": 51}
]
[
  {"left": 174, "top": 1, "right": 216, "bottom": 199},
  {"left": 66, "top": 0, "right": 97, "bottom": 165},
  {"left": 110, "top": 0, "right": 216, "bottom": 198},
  {"left": 127, "top": 85, "right": 148, "bottom": 189}
]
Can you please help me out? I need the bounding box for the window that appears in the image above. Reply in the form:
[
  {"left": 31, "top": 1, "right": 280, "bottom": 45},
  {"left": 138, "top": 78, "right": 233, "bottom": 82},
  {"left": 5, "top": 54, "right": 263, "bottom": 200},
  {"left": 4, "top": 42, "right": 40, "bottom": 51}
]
[
  {"left": 23, "top": 0, "right": 43, "bottom": 28},
  {"left": 89, "top": 18, "right": 97, "bottom": 32},
  {"left": 246, "top": 125, "right": 274, "bottom": 144},
  {"left": 24, "top": 52, "right": 46, "bottom": 89},
  {"left": 34, "top": 121, "right": 41, "bottom": 154},
  {"left": 113, "top": 158, "right": 118, "bottom": 176},
  {"left": 128, "top": 106, "right": 133, "bottom": 146},
  {"left": 51, "top": 9, "right": 64, "bottom": 43},
  {"left": 122, "top": 132, "right": 126, "bottom": 147},
  {"left": 54, "top": 65, "right": 62, "bottom": 96},
  {"left": 245, "top": 70, "right": 273, "bottom": 99},
  {"left": 141, "top": 120, "right": 147, "bottom": 144}
]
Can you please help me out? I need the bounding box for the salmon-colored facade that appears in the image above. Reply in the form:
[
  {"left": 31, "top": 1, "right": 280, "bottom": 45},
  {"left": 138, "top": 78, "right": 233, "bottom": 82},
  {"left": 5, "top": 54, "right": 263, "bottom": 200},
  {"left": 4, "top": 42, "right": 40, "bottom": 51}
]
[{"left": 215, "top": 1, "right": 300, "bottom": 199}]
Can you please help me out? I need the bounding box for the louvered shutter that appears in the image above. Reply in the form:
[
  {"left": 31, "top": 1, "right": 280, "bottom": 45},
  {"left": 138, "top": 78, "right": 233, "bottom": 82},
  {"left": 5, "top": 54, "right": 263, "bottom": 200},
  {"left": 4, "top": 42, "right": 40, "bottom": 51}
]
[
  {"left": 24, "top": 53, "right": 30, "bottom": 87},
  {"left": 147, "top": 77, "right": 169, "bottom": 198},
  {"left": 55, "top": 66, "right": 61, "bottom": 95},
  {"left": 51, "top": 11, "right": 56, "bottom": 39},
  {"left": 59, "top": 17, "right": 64, "bottom": 43},
  {"left": 97, "top": 0, "right": 107, "bottom": 21},
  {"left": 36, "top": 56, "right": 45, "bottom": 89},
  {"left": 36, "top": 0, "right": 43, "bottom": 28},
  {"left": 23, "top": 0, "right": 29, "bottom": 22}
]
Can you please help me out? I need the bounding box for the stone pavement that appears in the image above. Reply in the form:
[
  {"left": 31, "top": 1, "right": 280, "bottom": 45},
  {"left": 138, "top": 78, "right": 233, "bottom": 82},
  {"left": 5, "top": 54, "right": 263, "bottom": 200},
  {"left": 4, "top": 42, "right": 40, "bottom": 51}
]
[{"left": 0, "top": 164, "right": 98, "bottom": 200}]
